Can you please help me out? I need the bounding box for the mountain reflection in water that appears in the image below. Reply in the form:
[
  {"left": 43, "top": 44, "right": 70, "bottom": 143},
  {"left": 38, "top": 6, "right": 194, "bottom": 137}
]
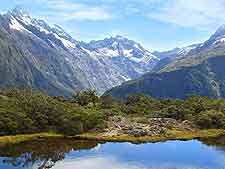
[
  {"left": 0, "top": 138, "right": 99, "bottom": 169},
  {"left": 0, "top": 136, "right": 224, "bottom": 169}
]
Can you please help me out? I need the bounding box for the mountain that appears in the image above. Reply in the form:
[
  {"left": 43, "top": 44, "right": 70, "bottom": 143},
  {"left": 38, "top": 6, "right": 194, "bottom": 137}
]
[
  {"left": 160, "top": 25, "right": 225, "bottom": 73},
  {"left": 105, "top": 55, "right": 225, "bottom": 99},
  {"left": 190, "top": 25, "right": 225, "bottom": 55},
  {"left": 153, "top": 43, "right": 201, "bottom": 60},
  {"left": 104, "top": 26, "right": 225, "bottom": 99},
  {"left": 80, "top": 36, "right": 159, "bottom": 78},
  {"left": 0, "top": 8, "right": 159, "bottom": 95},
  {"left": 152, "top": 43, "right": 201, "bottom": 72}
]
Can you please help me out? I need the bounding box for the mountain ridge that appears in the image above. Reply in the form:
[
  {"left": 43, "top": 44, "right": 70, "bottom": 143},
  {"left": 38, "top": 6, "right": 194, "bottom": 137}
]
[
  {"left": 104, "top": 25, "right": 225, "bottom": 99},
  {"left": 0, "top": 8, "right": 160, "bottom": 95}
]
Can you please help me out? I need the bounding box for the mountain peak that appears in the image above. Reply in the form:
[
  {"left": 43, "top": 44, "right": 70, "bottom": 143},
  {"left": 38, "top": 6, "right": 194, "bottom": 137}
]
[
  {"left": 211, "top": 24, "right": 225, "bottom": 38},
  {"left": 11, "top": 7, "right": 28, "bottom": 17},
  {"left": 114, "top": 35, "right": 126, "bottom": 40},
  {"left": 52, "top": 24, "right": 72, "bottom": 39},
  {"left": 202, "top": 24, "right": 225, "bottom": 47},
  {"left": 53, "top": 24, "right": 65, "bottom": 32}
]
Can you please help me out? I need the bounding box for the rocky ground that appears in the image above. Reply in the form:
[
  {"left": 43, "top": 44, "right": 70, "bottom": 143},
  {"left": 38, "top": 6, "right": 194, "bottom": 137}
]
[{"left": 101, "top": 116, "right": 194, "bottom": 137}]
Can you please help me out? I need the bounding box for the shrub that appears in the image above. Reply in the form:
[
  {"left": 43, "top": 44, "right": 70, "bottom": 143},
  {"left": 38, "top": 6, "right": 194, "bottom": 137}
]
[
  {"left": 195, "top": 110, "right": 225, "bottom": 129},
  {"left": 159, "top": 105, "right": 186, "bottom": 120},
  {"left": 73, "top": 90, "right": 99, "bottom": 106}
]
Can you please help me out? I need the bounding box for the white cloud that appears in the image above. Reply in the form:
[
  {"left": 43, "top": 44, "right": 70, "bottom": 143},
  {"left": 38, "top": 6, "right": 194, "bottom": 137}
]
[
  {"left": 15, "top": 0, "right": 115, "bottom": 21},
  {"left": 52, "top": 156, "right": 145, "bottom": 169},
  {"left": 48, "top": 0, "right": 116, "bottom": 21},
  {"left": 0, "top": 11, "right": 6, "bottom": 15},
  {"left": 40, "top": 154, "right": 225, "bottom": 169},
  {"left": 14, "top": 0, "right": 225, "bottom": 26},
  {"left": 147, "top": 0, "right": 225, "bottom": 30},
  {"left": 68, "top": 7, "right": 114, "bottom": 21}
]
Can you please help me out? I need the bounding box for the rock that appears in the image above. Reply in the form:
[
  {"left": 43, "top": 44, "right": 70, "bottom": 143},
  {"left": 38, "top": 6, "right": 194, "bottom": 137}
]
[
  {"left": 104, "top": 116, "right": 192, "bottom": 137},
  {"left": 128, "top": 129, "right": 148, "bottom": 137}
]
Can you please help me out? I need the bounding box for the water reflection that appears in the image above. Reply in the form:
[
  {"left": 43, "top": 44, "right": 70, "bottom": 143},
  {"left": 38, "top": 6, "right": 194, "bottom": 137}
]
[
  {"left": 0, "top": 138, "right": 99, "bottom": 169},
  {"left": 0, "top": 136, "right": 224, "bottom": 169}
]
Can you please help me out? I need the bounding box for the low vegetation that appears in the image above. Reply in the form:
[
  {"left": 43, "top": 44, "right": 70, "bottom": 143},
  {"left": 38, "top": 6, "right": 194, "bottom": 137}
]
[
  {"left": 0, "top": 89, "right": 224, "bottom": 140},
  {"left": 0, "top": 88, "right": 105, "bottom": 136}
]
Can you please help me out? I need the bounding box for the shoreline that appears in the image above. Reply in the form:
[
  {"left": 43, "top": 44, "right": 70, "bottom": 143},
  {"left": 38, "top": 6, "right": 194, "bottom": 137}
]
[
  {"left": 0, "top": 133, "right": 63, "bottom": 146},
  {"left": 0, "top": 129, "right": 224, "bottom": 145},
  {"left": 75, "top": 129, "right": 225, "bottom": 143}
]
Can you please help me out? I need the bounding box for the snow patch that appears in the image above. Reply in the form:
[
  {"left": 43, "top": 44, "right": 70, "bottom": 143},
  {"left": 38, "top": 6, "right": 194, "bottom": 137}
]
[
  {"left": 177, "top": 46, "right": 195, "bottom": 55},
  {"left": 98, "top": 48, "right": 119, "bottom": 57},
  {"left": 214, "top": 37, "right": 225, "bottom": 44},
  {"left": 112, "top": 41, "right": 118, "bottom": 48},
  {"left": 53, "top": 25, "right": 68, "bottom": 37},
  {"left": 121, "top": 75, "right": 131, "bottom": 81},
  {"left": 219, "top": 38, "right": 225, "bottom": 43},
  {"left": 123, "top": 49, "right": 133, "bottom": 57},
  {"left": 81, "top": 47, "right": 92, "bottom": 55},
  {"left": 134, "top": 43, "right": 142, "bottom": 51},
  {"left": 53, "top": 33, "right": 75, "bottom": 48},
  {"left": 65, "top": 57, "right": 70, "bottom": 62},
  {"left": 129, "top": 53, "right": 158, "bottom": 63},
  {"left": 9, "top": 16, "right": 31, "bottom": 33},
  {"left": 48, "top": 39, "right": 56, "bottom": 48},
  {"left": 15, "top": 14, "right": 50, "bottom": 34},
  {"left": 129, "top": 57, "right": 142, "bottom": 63},
  {"left": 147, "top": 51, "right": 160, "bottom": 60},
  {"left": 20, "top": 15, "right": 32, "bottom": 25},
  {"left": 38, "top": 26, "right": 50, "bottom": 34},
  {"left": 81, "top": 47, "right": 99, "bottom": 60}
]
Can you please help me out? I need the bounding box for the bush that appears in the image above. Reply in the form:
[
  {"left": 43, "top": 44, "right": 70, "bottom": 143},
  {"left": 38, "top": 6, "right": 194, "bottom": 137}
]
[
  {"left": 195, "top": 110, "right": 225, "bottom": 129},
  {"left": 0, "top": 89, "right": 104, "bottom": 136},
  {"left": 1, "top": 88, "right": 225, "bottom": 136},
  {"left": 100, "top": 95, "right": 115, "bottom": 109},
  {"left": 73, "top": 90, "right": 99, "bottom": 106},
  {"left": 159, "top": 105, "right": 186, "bottom": 120}
]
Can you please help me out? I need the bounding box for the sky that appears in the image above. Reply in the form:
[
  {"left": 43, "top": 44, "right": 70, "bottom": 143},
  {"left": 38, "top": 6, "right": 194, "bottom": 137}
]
[{"left": 1, "top": 0, "right": 225, "bottom": 51}]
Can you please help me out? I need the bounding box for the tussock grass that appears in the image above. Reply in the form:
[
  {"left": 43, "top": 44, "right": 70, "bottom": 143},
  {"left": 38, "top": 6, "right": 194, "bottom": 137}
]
[
  {"left": 0, "top": 133, "right": 63, "bottom": 145},
  {"left": 76, "top": 129, "right": 225, "bottom": 143}
]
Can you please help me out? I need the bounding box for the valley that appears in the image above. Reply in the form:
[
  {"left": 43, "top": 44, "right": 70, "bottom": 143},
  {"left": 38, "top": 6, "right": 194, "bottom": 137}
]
[{"left": 0, "top": 5, "right": 225, "bottom": 169}]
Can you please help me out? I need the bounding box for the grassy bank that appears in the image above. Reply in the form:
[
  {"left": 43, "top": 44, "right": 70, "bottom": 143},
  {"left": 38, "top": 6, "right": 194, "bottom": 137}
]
[
  {"left": 0, "top": 133, "right": 63, "bottom": 145},
  {"left": 0, "top": 129, "right": 224, "bottom": 145},
  {"left": 76, "top": 129, "right": 225, "bottom": 143}
]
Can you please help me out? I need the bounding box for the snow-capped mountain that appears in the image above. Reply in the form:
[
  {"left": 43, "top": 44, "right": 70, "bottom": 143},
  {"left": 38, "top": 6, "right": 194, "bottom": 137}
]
[
  {"left": 175, "top": 44, "right": 201, "bottom": 56},
  {"left": 153, "top": 43, "right": 201, "bottom": 60},
  {"left": 105, "top": 25, "right": 225, "bottom": 100},
  {"left": 81, "top": 35, "right": 158, "bottom": 64},
  {"left": 187, "top": 25, "right": 225, "bottom": 56},
  {"left": 152, "top": 43, "right": 201, "bottom": 72},
  {"left": 207, "top": 24, "right": 225, "bottom": 45},
  {"left": 8, "top": 8, "right": 79, "bottom": 50},
  {"left": 0, "top": 8, "right": 160, "bottom": 95},
  {"left": 152, "top": 25, "right": 225, "bottom": 73},
  {"left": 79, "top": 36, "right": 159, "bottom": 77}
]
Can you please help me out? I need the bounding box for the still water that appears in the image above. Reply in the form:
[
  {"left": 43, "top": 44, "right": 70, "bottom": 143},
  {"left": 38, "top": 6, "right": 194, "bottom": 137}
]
[{"left": 0, "top": 136, "right": 224, "bottom": 169}]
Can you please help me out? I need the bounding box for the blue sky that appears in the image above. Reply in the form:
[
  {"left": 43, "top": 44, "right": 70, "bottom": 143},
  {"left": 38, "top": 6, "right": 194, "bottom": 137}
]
[{"left": 1, "top": 0, "right": 225, "bottom": 51}]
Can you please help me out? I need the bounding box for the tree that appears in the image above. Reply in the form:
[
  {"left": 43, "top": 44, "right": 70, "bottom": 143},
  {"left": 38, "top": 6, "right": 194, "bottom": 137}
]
[
  {"left": 195, "top": 110, "right": 225, "bottom": 129},
  {"left": 73, "top": 90, "right": 99, "bottom": 106},
  {"left": 89, "top": 90, "right": 99, "bottom": 107},
  {"left": 100, "top": 95, "right": 115, "bottom": 108},
  {"left": 160, "top": 105, "right": 186, "bottom": 120}
]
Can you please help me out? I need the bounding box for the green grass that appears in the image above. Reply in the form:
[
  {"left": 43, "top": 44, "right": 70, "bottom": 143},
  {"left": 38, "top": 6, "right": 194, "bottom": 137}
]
[
  {"left": 0, "top": 129, "right": 224, "bottom": 145},
  {"left": 0, "top": 133, "right": 63, "bottom": 146},
  {"left": 76, "top": 129, "right": 225, "bottom": 143}
]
